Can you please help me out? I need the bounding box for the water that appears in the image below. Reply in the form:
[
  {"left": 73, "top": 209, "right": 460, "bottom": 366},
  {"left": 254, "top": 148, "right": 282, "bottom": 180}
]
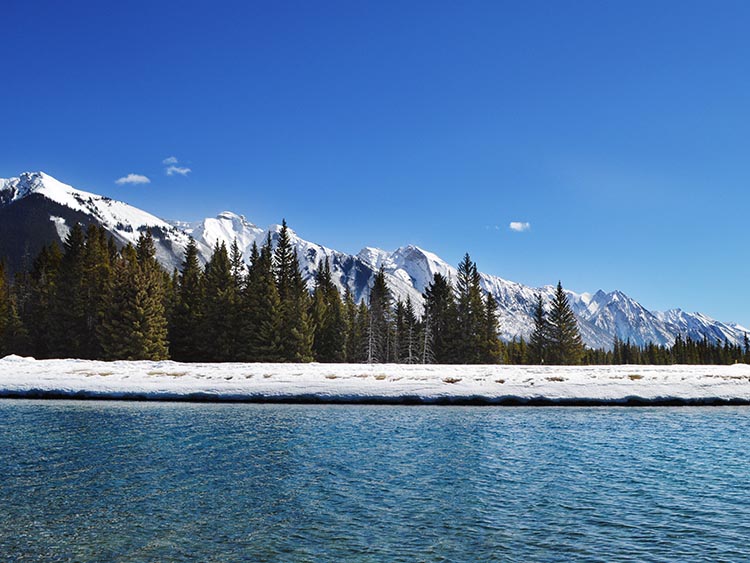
[{"left": 1, "top": 402, "right": 749, "bottom": 562}]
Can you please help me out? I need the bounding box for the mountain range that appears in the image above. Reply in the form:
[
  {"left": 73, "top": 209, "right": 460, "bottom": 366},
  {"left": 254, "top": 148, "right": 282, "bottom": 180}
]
[{"left": 1, "top": 171, "right": 746, "bottom": 350}]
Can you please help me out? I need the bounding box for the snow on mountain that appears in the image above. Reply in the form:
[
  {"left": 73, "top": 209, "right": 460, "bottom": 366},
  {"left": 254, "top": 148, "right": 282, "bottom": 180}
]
[
  {"left": 654, "top": 309, "right": 750, "bottom": 345},
  {"left": 1, "top": 171, "right": 747, "bottom": 350},
  {"left": 0, "top": 172, "right": 195, "bottom": 269}
]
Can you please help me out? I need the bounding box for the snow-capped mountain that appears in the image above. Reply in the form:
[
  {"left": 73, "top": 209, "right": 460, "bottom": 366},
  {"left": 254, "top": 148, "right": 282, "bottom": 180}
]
[
  {"left": 1, "top": 171, "right": 747, "bottom": 350},
  {"left": 0, "top": 172, "right": 198, "bottom": 270}
]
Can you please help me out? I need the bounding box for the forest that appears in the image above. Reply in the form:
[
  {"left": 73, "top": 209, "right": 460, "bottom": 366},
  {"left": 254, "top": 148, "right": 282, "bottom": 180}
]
[{"left": 0, "top": 221, "right": 746, "bottom": 366}]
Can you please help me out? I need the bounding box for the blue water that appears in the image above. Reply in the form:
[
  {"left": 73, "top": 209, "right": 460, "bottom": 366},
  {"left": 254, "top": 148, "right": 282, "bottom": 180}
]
[{"left": 1, "top": 402, "right": 750, "bottom": 562}]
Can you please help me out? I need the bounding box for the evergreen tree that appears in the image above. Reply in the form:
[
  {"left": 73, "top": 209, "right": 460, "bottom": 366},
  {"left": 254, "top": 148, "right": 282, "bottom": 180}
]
[
  {"left": 310, "top": 258, "right": 346, "bottom": 362},
  {"left": 245, "top": 236, "right": 282, "bottom": 361},
  {"left": 398, "top": 296, "right": 420, "bottom": 364},
  {"left": 274, "top": 221, "right": 313, "bottom": 362},
  {"left": 24, "top": 244, "right": 62, "bottom": 358},
  {"left": 201, "top": 242, "right": 239, "bottom": 361},
  {"left": 547, "top": 281, "right": 584, "bottom": 365},
  {"left": 353, "top": 300, "right": 370, "bottom": 363},
  {"left": 51, "top": 223, "right": 88, "bottom": 357},
  {"left": 80, "top": 224, "right": 114, "bottom": 358},
  {"left": 98, "top": 237, "right": 169, "bottom": 361},
  {"left": 528, "top": 293, "right": 551, "bottom": 364},
  {"left": 0, "top": 262, "right": 26, "bottom": 356},
  {"left": 366, "top": 267, "right": 393, "bottom": 363},
  {"left": 169, "top": 238, "right": 205, "bottom": 361},
  {"left": 455, "top": 254, "right": 485, "bottom": 363},
  {"left": 423, "top": 273, "right": 458, "bottom": 364},
  {"left": 480, "top": 292, "right": 502, "bottom": 363},
  {"left": 342, "top": 288, "right": 363, "bottom": 362}
]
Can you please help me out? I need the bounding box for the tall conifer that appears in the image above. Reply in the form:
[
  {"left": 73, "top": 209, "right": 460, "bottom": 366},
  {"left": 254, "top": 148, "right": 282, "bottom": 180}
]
[
  {"left": 548, "top": 281, "right": 584, "bottom": 365},
  {"left": 169, "top": 238, "right": 205, "bottom": 361}
]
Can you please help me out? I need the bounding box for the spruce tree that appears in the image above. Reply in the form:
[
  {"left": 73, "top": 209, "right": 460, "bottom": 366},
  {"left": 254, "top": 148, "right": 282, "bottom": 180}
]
[
  {"left": 81, "top": 224, "right": 113, "bottom": 359},
  {"left": 0, "top": 262, "right": 26, "bottom": 356},
  {"left": 400, "top": 296, "right": 420, "bottom": 364},
  {"left": 480, "top": 292, "right": 502, "bottom": 364},
  {"left": 98, "top": 233, "right": 169, "bottom": 360},
  {"left": 52, "top": 223, "right": 88, "bottom": 358},
  {"left": 528, "top": 293, "right": 550, "bottom": 364},
  {"left": 547, "top": 281, "right": 584, "bottom": 365},
  {"left": 455, "top": 254, "right": 485, "bottom": 363},
  {"left": 25, "top": 244, "right": 62, "bottom": 358},
  {"left": 201, "top": 242, "right": 240, "bottom": 361},
  {"left": 274, "top": 221, "right": 313, "bottom": 362},
  {"left": 423, "top": 272, "right": 459, "bottom": 364},
  {"left": 169, "top": 238, "right": 205, "bottom": 361},
  {"left": 310, "top": 258, "right": 346, "bottom": 362},
  {"left": 245, "top": 236, "right": 282, "bottom": 361},
  {"left": 366, "top": 267, "right": 393, "bottom": 363},
  {"left": 136, "top": 231, "right": 170, "bottom": 360},
  {"left": 342, "top": 288, "right": 362, "bottom": 362}
]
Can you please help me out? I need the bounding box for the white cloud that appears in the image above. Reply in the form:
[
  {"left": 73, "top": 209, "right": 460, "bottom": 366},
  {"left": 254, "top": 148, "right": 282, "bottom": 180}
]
[
  {"left": 166, "top": 165, "right": 191, "bottom": 176},
  {"left": 509, "top": 221, "right": 531, "bottom": 232},
  {"left": 115, "top": 173, "right": 151, "bottom": 185},
  {"left": 162, "top": 156, "right": 178, "bottom": 165}
]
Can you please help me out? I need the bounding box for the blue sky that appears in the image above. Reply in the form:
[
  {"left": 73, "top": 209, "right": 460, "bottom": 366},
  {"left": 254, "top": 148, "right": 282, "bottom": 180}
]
[{"left": 3, "top": 1, "right": 750, "bottom": 324}]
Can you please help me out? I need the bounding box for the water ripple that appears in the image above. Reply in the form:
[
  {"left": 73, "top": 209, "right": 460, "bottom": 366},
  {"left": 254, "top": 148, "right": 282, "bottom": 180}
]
[{"left": 1, "top": 401, "right": 750, "bottom": 561}]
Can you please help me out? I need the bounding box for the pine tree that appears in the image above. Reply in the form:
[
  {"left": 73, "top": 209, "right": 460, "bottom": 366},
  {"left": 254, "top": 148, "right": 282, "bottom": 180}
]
[
  {"left": 80, "top": 224, "right": 114, "bottom": 359},
  {"left": 422, "top": 273, "right": 458, "bottom": 364},
  {"left": 480, "top": 292, "right": 502, "bottom": 363},
  {"left": 274, "top": 221, "right": 313, "bottom": 362},
  {"left": 0, "top": 262, "right": 26, "bottom": 356},
  {"left": 366, "top": 267, "right": 393, "bottom": 363},
  {"left": 201, "top": 241, "right": 240, "bottom": 361},
  {"left": 455, "top": 254, "right": 485, "bottom": 363},
  {"left": 310, "top": 258, "right": 346, "bottom": 362},
  {"left": 547, "top": 281, "right": 584, "bottom": 365},
  {"left": 98, "top": 238, "right": 169, "bottom": 361},
  {"left": 399, "top": 296, "right": 420, "bottom": 364},
  {"left": 169, "top": 238, "right": 205, "bottom": 361},
  {"left": 528, "top": 293, "right": 551, "bottom": 364},
  {"left": 342, "top": 288, "right": 362, "bottom": 362},
  {"left": 245, "top": 236, "right": 282, "bottom": 361},
  {"left": 24, "top": 244, "right": 62, "bottom": 358},
  {"left": 51, "top": 223, "right": 88, "bottom": 358}
]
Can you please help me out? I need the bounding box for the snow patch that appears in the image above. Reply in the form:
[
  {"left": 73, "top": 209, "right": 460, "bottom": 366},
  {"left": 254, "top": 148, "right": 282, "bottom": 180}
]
[{"left": 3, "top": 357, "right": 750, "bottom": 404}]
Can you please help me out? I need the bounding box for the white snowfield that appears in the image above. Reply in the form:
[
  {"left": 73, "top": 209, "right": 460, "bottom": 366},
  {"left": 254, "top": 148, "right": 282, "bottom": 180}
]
[{"left": 3, "top": 356, "right": 750, "bottom": 405}]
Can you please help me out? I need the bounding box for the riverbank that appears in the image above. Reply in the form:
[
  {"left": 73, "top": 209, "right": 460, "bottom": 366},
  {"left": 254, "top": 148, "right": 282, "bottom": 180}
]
[{"left": 3, "top": 355, "right": 750, "bottom": 405}]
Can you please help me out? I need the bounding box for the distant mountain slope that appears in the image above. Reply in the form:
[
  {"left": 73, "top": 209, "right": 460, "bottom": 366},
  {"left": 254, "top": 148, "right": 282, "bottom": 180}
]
[{"left": 1, "top": 171, "right": 747, "bottom": 349}]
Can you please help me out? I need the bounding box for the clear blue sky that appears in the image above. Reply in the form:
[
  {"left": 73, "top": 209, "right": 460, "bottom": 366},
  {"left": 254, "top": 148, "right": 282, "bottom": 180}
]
[{"left": 3, "top": 1, "right": 750, "bottom": 324}]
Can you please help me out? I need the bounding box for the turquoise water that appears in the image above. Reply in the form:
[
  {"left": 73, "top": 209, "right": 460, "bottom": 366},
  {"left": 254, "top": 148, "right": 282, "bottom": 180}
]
[{"left": 1, "top": 401, "right": 750, "bottom": 562}]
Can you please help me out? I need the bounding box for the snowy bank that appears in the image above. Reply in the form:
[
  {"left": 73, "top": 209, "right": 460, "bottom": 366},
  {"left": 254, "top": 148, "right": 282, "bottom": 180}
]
[{"left": 3, "top": 356, "right": 750, "bottom": 405}]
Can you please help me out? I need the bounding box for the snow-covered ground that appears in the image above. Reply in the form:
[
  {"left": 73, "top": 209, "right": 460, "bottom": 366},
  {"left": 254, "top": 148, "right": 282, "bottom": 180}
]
[{"left": 3, "top": 356, "right": 750, "bottom": 405}]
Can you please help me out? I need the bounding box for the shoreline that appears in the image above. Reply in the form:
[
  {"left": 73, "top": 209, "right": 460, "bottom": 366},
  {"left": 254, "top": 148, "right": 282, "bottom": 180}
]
[
  {"left": 2, "top": 389, "right": 750, "bottom": 406},
  {"left": 4, "top": 355, "right": 750, "bottom": 406}
]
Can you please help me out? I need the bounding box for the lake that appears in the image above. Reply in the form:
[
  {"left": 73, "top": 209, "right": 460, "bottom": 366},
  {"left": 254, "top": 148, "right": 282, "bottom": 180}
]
[{"left": 1, "top": 400, "right": 749, "bottom": 562}]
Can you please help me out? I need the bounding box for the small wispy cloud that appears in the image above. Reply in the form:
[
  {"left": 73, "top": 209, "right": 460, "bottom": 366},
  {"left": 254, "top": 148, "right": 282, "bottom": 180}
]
[
  {"left": 509, "top": 221, "right": 531, "bottom": 232},
  {"left": 484, "top": 225, "right": 501, "bottom": 231},
  {"left": 115, "top": 173, "right": 150, "bottom": 185},
  {"left": 162, "top": 156, "right": 178, "bottom": 165},
  {"left": 166, "top": 165, "right": 192, "bottom": 176}
]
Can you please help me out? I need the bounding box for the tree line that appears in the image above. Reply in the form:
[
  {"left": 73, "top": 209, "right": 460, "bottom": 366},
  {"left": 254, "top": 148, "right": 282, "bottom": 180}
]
[{"left": 0, "top": 221, "right": 746, "bottom": 365}]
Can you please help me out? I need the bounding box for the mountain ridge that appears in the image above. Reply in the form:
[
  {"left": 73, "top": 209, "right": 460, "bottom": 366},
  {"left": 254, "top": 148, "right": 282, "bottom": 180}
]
[{"left": 1, "top": 171, "right": 747, "bottom": 350}]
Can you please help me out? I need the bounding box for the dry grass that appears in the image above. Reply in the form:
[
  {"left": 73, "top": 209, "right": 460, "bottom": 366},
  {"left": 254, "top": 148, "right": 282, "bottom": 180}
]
[
  {"left": 442, "top": 377, "right": 462, "bottom": 384},
  {"left": 627, "top": 374, "right": 644, "bottom": 380}
]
